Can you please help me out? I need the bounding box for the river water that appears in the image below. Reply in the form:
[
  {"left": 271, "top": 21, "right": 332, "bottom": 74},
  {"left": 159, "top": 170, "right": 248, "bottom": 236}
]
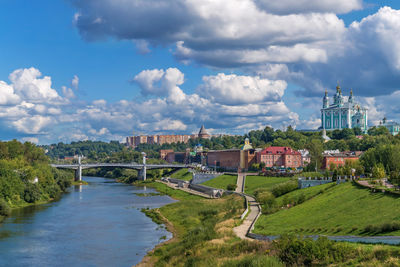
[{"left": 0, "top": 177, "right": 176, "bottom": 267}]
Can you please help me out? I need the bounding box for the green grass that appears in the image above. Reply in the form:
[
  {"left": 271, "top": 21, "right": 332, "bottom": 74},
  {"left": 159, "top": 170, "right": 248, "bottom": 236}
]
[
  {"left": 275, "top": 182, "right": 335, "bottom": 207},
  {"left": 135, "top": 180, "right": 200, "bottom": 200},
  {"left": 170, "top": 168, "right": 193, "bottom": 181},
  {"left": 245, "top": 176, "right": 292, "bottom": 196},
  {"left": 202, "top": 174, "right": 237, "bottom": 190},
  {"left": 254, "top": 182, "right": 400, "bottom": 236}
]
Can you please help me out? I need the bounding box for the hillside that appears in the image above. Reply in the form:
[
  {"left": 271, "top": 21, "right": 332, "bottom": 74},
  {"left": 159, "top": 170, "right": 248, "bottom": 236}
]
[
  {"left": 245, "top": 176, "right": 292, "bottom": 195},
  {"left": 254, "top": 182, "right": 400, "bottom": 236}
]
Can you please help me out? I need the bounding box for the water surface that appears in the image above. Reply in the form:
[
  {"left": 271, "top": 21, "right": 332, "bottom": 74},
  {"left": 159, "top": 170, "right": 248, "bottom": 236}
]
[{"left": 0, "top": 177, "right": 175, "bottom": 267}]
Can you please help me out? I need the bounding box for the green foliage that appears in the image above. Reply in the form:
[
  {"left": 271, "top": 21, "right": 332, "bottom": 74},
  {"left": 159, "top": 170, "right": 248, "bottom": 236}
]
[
  {"left": 274, "top": 235, "right": 358, "bottom": 266},
  {"left": 270, "top": 180, "right": 298, "bottom": 197},
  {"left": 226, "top": 184, "right": 237, "bottom": 191},
  {"left": 0, "top": 199, "right": 11, "bottom": 216},
  {"left": 364, "top": 222, "right": 400, "bottom": 234},
  {"left": 0, "top": 140, "right": 73, "bottom": 215},
  {"left": 305, "top": 139, "right": 324, "bottom": 171},
  {"left": 23, "top": 183, "right": 41, "bottom": 203},
  {"left": 372, "top": 163, "right": 386, "bottom": 179},
  {"left": 41, "top": 140, "right": 126, "bottom": 160},
  {"left": 221, "top": 255, "right": 284, "bottom": 267},
  {"left": 368, "top": 126, "right": 390, "bottom": 136}
]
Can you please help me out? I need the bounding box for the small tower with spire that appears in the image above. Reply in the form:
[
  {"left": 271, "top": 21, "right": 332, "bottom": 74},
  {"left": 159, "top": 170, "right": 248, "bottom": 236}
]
[
  {"left": 348, "top": 88, "right": 354, "bottom": 103},
  {"left": 334, "top": 82, "right": 344, "bottom": 106},
  {"left": 323, "top": 88, "right": 329, "bottom": 108}
]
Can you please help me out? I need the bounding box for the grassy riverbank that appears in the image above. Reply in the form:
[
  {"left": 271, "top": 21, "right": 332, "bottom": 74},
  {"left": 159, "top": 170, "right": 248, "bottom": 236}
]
[
  {"left": 135, "top": 181, "right": 285, "bottom": 266},
  {"left": 136, "top": 179, "right": 400, "bottom": 266}
]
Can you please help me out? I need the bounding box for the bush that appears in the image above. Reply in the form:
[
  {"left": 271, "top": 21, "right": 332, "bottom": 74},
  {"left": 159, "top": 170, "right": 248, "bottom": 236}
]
[
  {"left": 363, "top": 222, "right": 400, "bottom": 234},
  {"left": 226, "top": 184, "right": 237, "bottom": 191},
  {"left": 23, "top": 183, "right": 41, "bottom": 203},
  {"left": 0, "top": 199, "right": 11, "bottom": 216},
  {"left": 270, "top": 180, "right": 298, "bottom": 197},
  {"left": 274, "top": 235, "right": 357, "bottom": 266}
]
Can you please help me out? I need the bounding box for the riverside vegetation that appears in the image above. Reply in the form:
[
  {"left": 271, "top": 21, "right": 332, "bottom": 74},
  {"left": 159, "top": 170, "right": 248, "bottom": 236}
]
[
  {"left": 0, "top": 140, "right": 73, "bottom": 222},
  {"left": 135, "top": 174, "right": 400, "bottom": 266}
]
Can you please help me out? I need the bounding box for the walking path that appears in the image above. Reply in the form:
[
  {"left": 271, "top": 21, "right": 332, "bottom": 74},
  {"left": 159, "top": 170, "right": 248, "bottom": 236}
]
[{"left": 233, "top": 173, "right": 262, "bottom": 240}]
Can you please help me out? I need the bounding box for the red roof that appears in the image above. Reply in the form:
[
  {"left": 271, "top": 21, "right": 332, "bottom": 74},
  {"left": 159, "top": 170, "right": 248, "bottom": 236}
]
[{"left": 260, "top": 146, "right": 300, "bottom": 155}]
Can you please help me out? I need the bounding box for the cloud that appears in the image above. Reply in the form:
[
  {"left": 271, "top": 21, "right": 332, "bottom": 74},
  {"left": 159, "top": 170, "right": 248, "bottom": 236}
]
[
  {"left": 133, "top": 67, "right": 186, "bottom": 104},
  {"left": 0, "top": 81, "right": 20, "bottom": 105},
  {"left": 197, "top": 73, "right": 286, "bottom": 105},
  {"left": 72, "top": 75, "right": 79, "bottom": 90},
  {"left": 70, "top": 1, "right": 400, "bottom": 100},
  {"left": 11, "top": 115, "right": 53, "bottom": 134},
  {"left": 71, "top": 0, "right": 345, "bottom": 67},
  {"left": 21, "top": 137, "right": 39, "bottom": 144},
  {"left": 254, "top": 0, "right": 363, "bottom": 15},
  {"left": 8, "top": 67, "right": 62, "bottom": 103}
]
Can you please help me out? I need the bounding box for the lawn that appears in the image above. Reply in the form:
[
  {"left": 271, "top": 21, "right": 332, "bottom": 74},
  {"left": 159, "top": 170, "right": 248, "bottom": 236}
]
[
  {"left": 244, "top": 176, "right": 292, "bottom": 196},
  {"left": 254, "top": 182, "right": 400, "bottom": 236},
  {"left": 170, "top": 168, "right": 193, "bottom": 181},
  {"left": 275, "top": 182, "right": 335, "bottom": 207},
  {"left": 201, "top": 174, "right": 237, "bottom": 190}
]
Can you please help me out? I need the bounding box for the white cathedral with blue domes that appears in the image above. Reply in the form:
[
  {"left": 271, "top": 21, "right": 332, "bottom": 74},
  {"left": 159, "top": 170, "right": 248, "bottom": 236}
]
[{"left": 321, "top": 84, "right": 368, "bottom": 133}]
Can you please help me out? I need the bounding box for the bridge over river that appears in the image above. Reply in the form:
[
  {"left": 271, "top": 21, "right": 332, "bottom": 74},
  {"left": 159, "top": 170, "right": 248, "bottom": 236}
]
[{"left": 52, "top": 155, "right": 189, "bottom": 181}]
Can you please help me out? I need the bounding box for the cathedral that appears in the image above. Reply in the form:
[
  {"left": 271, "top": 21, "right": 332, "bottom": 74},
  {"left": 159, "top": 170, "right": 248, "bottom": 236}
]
[{"left": 320, "top": 85, "right": 368, "bottom": 133}]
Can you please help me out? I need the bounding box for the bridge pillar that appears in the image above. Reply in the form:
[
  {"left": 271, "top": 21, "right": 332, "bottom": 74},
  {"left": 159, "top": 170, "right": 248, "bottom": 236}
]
[
  {"left": 140, "top": 165, "right": 147, "bottom": 181},
  {"left": 140, "top": 152, "right": 146, "bottom": 181},
  {"left": 75, "top": 166, "right": 82, "bottom": 182},
  {"left": 75, "top": 155, "right": 82, "bottom": 182}
]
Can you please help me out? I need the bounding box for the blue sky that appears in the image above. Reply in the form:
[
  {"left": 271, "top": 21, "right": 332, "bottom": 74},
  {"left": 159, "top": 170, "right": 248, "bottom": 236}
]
[{"left": 1, "top": 0, "right": 400, "bottom": 144}]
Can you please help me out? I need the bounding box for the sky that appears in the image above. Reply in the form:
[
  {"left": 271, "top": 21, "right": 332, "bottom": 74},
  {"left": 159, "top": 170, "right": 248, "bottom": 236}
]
[{"left": 1, "top": 0, "right": 400, "bottom": 144}]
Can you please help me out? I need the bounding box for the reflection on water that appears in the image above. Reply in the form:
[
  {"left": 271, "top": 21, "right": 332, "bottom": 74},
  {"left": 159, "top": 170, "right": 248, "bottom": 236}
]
[{"left": 0, "top": 177, "right": 175, "bottom": 267}]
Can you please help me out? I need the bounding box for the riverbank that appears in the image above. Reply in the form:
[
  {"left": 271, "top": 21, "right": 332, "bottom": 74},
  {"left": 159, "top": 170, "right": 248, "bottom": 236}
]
[{"left": 135, "top": 179, "right": 400, "bottom": 266}]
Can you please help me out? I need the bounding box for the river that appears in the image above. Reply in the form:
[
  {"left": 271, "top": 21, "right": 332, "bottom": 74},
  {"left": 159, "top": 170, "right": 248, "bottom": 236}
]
[{"left": 0, "top": 177, "right": 176, "bottom": 267}]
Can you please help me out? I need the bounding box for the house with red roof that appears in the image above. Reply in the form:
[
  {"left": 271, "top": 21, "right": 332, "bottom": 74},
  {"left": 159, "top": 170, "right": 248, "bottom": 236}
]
[{"left": 257, "top": 146, "right": 302, "bottom": 168}]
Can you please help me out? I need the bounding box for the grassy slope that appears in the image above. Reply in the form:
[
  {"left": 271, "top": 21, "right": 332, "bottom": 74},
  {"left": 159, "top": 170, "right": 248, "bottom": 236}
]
[
  {"left": 170, "top": 168, "right": 193, "bottom": 181},
  {"left": 244, "top": 176, "right": 292, "bottom": 196},
  {"left": 202, "top": 174, "right": 237, "bottom": 190},
  {"left": 275, "top": 182, "right": 335, "bottom": 207},
  {"left": 140, "top": 181, "right": 283, "bottom": 266},
  {"left": 254, "top": 182, "right": 400, "bottom": 236}
]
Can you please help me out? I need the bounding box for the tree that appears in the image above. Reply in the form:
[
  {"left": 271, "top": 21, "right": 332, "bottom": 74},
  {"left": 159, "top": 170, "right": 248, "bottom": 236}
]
[
  {"left": 306, "top": 139, "right": 323, "bottom": 171},
  {"left": 372, "top": 164, "right": 386, "bottom": 179}
]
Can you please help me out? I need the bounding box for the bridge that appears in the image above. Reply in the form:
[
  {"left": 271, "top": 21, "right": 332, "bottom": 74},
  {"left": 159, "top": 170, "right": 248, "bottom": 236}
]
[{"left": 51, "top": 155, "right": 189, "bottom": 181}]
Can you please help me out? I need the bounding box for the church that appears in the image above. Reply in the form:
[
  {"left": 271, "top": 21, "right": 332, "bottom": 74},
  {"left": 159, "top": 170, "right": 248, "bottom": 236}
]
[{"left": 320, "top": 85, "right": 368, "bottom": 133}]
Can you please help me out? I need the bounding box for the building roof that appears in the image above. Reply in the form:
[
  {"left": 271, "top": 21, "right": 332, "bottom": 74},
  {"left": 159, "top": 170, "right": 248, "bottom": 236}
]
[
  {"left": 323, "top": 151, "right": 362, "bottom": 158},
  {"left": 198, "top": 125, "right": 209, "bottom": 135},
  {"left": 260, "top": 146, "right": 300, "bottom": 155}
]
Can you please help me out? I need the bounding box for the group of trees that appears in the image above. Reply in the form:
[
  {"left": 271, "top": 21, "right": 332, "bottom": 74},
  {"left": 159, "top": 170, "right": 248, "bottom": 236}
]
[
  {"left": 360, "top": 144, "right": 400, "bottom": 184},
  {"left": 41, "top": 141, "right": 125, "bottom": 159},
  {"left": 0, "top": 140, "right": 73, "bottom": 217}
]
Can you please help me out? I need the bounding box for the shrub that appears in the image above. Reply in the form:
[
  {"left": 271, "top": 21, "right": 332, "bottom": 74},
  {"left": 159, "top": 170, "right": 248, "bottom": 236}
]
[
  {"left": 274, "top": 235, "right": 357, "bottom": 266},
  {"left": 23, "top": 183, "right": 41, "bottom": 203},
  {"left": 0, "top": 199, "right": 11, "bottom": 216},
  {"left": 270, "top": 180, "right": 298, "bottom": 197},
  {"left": 226, "top": 184, "right": 237, "bottom": 191}
]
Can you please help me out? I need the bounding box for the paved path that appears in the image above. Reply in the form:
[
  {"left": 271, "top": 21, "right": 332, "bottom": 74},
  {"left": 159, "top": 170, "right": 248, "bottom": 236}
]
[
  {"left": 233, "top": 172, "right": 262, "bottom": 240},
  {"left": 236, "top": 173, "right": 245, "bottom": 193}
]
